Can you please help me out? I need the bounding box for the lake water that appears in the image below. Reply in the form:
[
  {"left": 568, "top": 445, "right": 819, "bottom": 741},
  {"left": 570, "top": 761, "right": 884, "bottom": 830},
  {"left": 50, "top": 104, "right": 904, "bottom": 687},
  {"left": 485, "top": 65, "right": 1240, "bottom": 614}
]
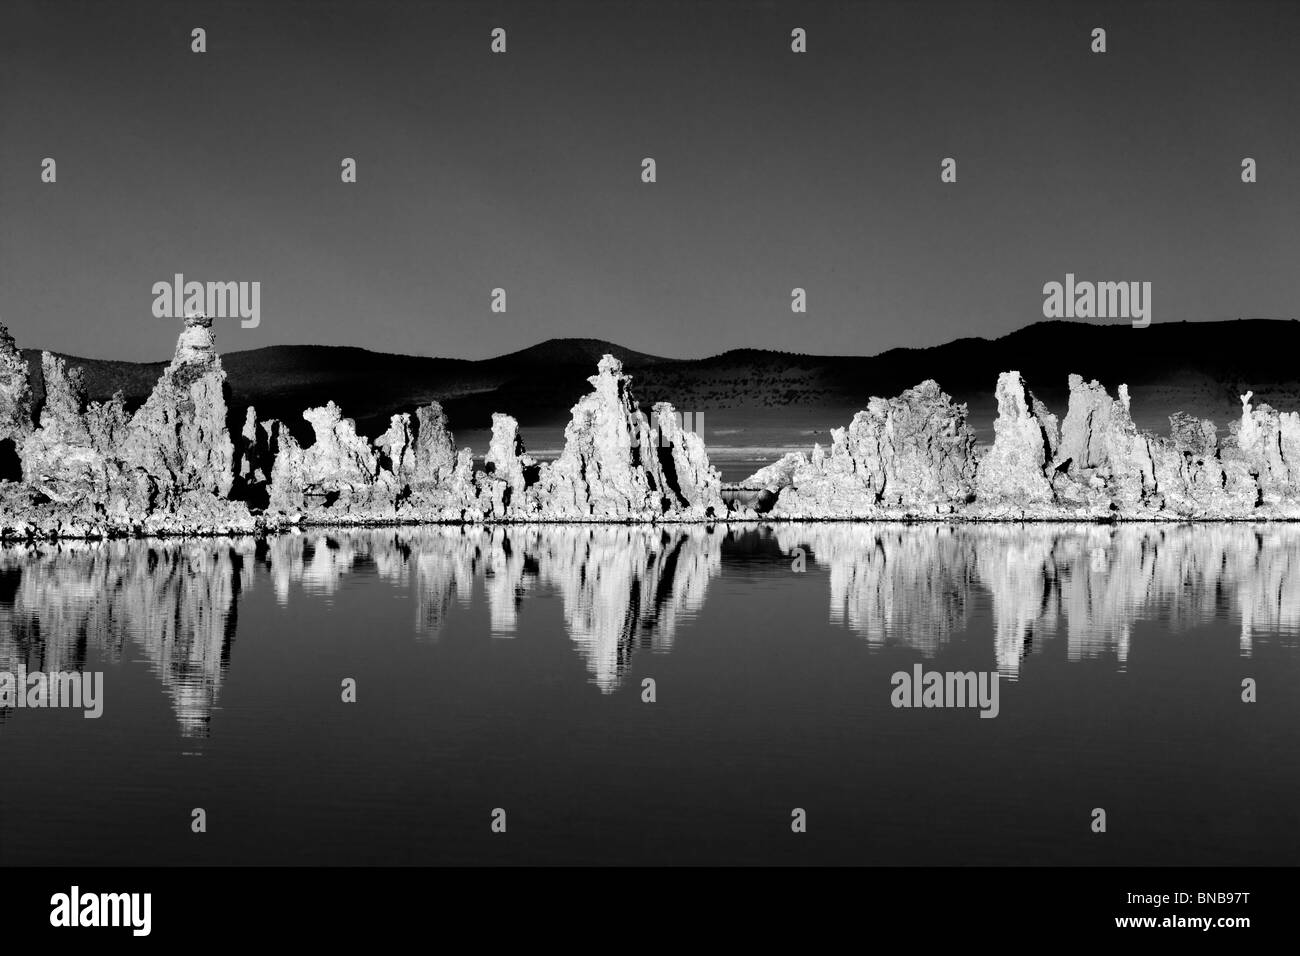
[{"left": 1, "top": 523, "right": 1296, "bottom": 866}]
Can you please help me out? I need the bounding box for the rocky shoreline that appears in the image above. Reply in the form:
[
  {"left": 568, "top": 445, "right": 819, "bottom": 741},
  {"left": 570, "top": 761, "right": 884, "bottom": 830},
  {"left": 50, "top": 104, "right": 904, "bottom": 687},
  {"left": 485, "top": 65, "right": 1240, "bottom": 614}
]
[{"left": 2, "top": 316, "right": 1299, "bottom": 540}]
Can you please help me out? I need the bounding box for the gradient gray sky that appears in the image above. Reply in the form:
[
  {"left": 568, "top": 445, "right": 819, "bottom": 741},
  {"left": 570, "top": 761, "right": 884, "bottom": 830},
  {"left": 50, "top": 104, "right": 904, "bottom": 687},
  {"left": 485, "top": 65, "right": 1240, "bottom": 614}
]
[{"left": 3, "top": 0, "right": 1299, "bottom": 361}]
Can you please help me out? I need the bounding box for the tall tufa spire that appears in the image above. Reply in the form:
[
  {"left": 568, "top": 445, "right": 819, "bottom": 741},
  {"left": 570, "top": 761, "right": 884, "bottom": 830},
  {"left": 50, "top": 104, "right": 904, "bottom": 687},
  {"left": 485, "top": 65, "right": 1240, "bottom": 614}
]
[{"left": 173, "top": 312, "right": 219, "bottom": 367}]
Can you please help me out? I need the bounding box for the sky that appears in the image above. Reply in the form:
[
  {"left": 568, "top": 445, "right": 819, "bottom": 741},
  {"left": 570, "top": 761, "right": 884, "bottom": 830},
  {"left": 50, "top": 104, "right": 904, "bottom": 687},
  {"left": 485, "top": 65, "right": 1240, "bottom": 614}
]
[{"left": 3, "top": 0, "right": 1299, "bottom": 362}]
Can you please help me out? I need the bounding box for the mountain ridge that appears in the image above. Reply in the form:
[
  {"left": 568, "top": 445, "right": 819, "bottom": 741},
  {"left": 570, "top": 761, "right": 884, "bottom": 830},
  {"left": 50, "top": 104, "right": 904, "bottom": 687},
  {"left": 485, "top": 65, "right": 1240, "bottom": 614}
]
[{"left": 21, "top": 318, "right": 1300, "bottom": 441}]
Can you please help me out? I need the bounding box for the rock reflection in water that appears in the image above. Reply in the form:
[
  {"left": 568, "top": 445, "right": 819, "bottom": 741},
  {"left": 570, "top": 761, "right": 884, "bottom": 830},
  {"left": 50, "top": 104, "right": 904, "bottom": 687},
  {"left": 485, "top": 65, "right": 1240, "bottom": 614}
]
[
  {"left": 1, "top": 523, "right": 1297, "bottom": 735},
  {"left": 0, "top": 538, "right": 252, "bottom": 736},
  {"left": 779, "top": 523, "right": 1300, "bottom": 677}
]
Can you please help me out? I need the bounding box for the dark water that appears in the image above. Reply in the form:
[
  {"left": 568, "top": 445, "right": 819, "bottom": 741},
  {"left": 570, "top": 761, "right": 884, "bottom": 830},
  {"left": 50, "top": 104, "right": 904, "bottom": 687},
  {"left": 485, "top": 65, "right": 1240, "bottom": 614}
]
[{"left": 1, "top": 523, "right": 1297, "bottom": 866}]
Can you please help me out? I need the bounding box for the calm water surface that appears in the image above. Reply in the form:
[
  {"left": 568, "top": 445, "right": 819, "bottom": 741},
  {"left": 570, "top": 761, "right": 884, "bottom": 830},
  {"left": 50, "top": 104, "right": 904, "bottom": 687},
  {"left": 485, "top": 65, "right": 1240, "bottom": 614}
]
[{"left": 1, "top": 523, "right": 1296, "bottom": 866}]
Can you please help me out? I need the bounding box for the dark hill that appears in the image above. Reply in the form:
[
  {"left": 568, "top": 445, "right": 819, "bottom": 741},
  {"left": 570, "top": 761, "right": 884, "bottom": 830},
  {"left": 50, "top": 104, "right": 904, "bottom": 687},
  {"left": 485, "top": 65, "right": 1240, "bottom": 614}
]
[
  {"left": 24, "top": 319, "right": 1300, "bottom": 441},
  {"left": 484, "top": 338, "right": 670, "bottom": 369}
]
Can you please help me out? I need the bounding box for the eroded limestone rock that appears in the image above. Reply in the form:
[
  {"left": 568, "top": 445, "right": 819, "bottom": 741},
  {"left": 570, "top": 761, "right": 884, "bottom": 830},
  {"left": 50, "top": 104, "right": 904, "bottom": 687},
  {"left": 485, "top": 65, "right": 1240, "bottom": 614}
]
[
  {"left": 375, "top": 412, "right": 417, "bottom": 481},
  {"left": 483, "top": 412, "right": 533, "bottom": 506},
  {"left": 845, "top": 381, "right": 976, "bottom": 506},
  {"left": 1231, "top": 390, "right": 1300, "bottom": 505},
  {"left": 412, "top": 403, "right": 459, "bottom": 486},
  {"left": 267, "top": 401, "right": 388, "bottom": 514},
  {"left": 524, "top": 356, "right": 660, "bottom": 518},
  {"left": 762, "top": 380, "right": 976, "bottom": 517},
  {"left": 1054, "top": 376, "right": 1156, "bottom": 512},
  {"left": 20, "top": 354, "right": 111, "bottom": 504},
  {"left": 119, "top": 314, "right": 236, "bottom": 499},
  {"left": 0, "top": 323, "right": 32, "bottom": 454},
  {"left": 13, "top": 316, "right": 255, "bottom": 534},
  {"left": 520, "top": 356, "right": 721, "bottom": 520},
  {"left": 975, "top": 372, "right": 1057, "bottom": 505},
  {"left": 649, "top": 402, "right": 724, "bottom": 516}
]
